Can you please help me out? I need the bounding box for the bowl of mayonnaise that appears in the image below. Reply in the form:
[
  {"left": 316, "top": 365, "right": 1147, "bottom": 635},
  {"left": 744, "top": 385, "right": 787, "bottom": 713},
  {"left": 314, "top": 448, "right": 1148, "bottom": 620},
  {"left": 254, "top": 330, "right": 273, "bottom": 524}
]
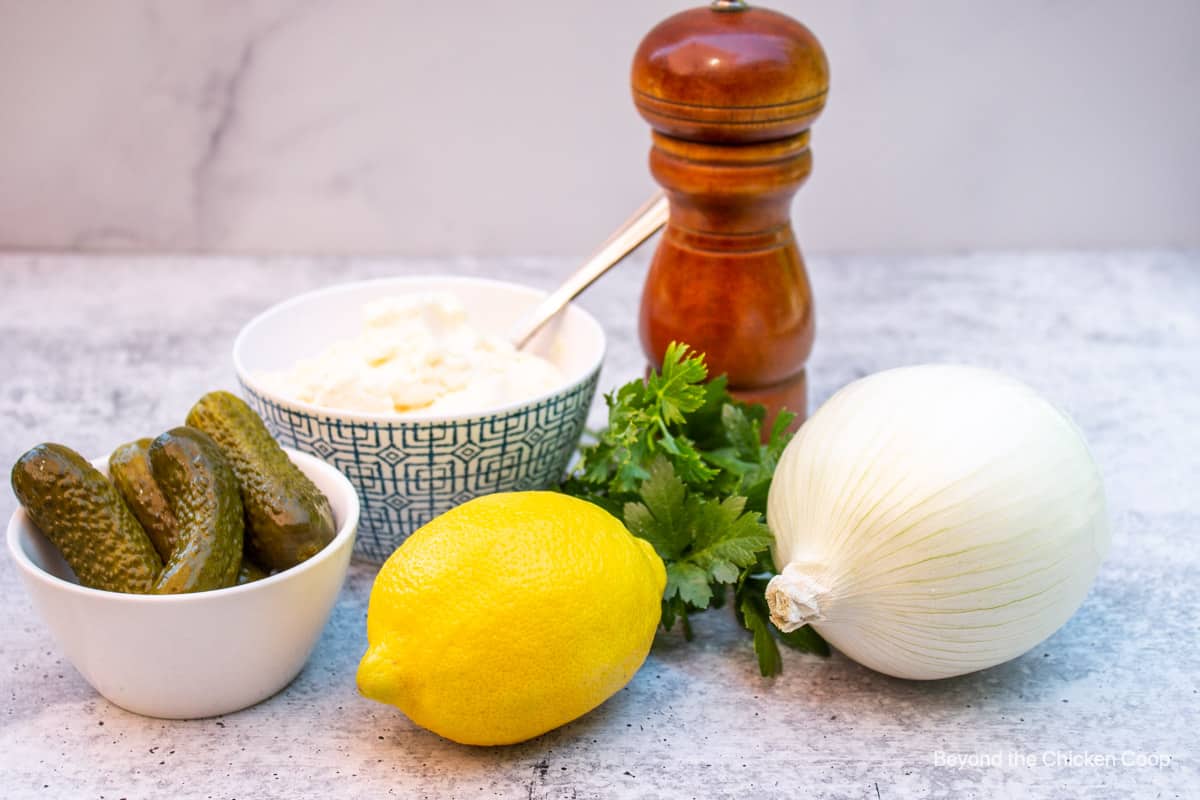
[{"left": 232, "top": 276, "right": 605, "bottom": 562}]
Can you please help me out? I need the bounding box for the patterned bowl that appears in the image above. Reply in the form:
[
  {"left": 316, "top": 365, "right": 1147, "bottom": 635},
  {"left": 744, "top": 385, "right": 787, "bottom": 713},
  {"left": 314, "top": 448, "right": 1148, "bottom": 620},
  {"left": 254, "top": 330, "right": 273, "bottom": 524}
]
[{"left": 232, "top": 276, "right": 604, "bottom": 563}]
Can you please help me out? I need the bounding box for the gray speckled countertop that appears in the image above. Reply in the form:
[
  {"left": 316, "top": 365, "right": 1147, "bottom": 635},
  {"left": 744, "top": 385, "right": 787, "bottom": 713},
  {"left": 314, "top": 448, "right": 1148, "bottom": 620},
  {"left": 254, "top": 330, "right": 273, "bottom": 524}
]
[{"left": 1, "top": 252, "right": 1197, "bottom": 799}]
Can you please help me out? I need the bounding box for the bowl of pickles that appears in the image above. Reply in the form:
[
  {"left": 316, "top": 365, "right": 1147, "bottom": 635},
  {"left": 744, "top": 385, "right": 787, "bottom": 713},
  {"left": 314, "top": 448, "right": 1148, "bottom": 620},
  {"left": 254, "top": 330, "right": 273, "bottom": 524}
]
[{"left": 5, "top": 391, "right": 359, "bottom": 719}]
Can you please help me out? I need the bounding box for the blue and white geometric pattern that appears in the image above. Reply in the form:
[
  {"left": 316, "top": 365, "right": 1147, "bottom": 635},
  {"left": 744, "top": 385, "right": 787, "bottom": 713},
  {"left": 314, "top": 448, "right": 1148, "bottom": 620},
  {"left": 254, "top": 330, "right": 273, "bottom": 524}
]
[{"left": 239, "top": 371, "right": 600, "bottom": 564}]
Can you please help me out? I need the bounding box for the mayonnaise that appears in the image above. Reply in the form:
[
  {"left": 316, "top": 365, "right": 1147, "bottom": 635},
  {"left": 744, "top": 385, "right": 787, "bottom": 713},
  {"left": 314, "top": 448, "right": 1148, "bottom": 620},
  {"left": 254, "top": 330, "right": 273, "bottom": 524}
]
[{"left": 259, "top": 293, "right": 563, "bottom": 415}]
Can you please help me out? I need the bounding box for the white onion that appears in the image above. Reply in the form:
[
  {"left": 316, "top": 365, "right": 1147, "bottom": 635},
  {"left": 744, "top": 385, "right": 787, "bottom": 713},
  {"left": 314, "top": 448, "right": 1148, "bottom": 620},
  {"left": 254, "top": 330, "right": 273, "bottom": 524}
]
[{"left": 765, "top": 365, "right": 1109, "bottom": 680}]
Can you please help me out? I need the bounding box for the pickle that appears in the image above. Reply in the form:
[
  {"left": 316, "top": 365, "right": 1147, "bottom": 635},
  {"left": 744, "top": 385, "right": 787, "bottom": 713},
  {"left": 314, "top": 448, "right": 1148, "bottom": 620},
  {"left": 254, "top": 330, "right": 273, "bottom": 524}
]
[
  {"left": 109, "top": 438, "right": 179, "bottom": 562},
  {"left": 149, "top": 427, "right": 244, "bottom": 593},
  {"left": 11, "top": 443, "right": 161, "bottom": 593},
  {"left": 236, "top": 559, "right": 269, "bottom": 585},
  {"left": 186, "top": 391, "right": 335, "bottom": 571}
]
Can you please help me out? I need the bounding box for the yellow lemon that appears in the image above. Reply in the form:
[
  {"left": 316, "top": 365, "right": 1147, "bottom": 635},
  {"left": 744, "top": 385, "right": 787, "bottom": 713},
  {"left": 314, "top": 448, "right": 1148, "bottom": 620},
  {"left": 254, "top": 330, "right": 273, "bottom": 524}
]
[{"left": 356, "top": 491, "right": 666, "bottom": 746}]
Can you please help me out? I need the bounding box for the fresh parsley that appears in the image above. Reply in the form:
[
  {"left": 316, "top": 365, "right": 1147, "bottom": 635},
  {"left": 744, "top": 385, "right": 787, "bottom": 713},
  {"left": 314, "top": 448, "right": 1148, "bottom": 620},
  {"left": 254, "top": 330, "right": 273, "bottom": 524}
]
[{"left": 560, "top": 342, "right": 829, "bottom": 675}]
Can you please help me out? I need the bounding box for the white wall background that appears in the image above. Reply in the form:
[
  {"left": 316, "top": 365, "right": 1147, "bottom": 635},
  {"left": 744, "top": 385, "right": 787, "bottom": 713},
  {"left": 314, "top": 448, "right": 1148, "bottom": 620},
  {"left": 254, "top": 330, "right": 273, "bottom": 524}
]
[{"left": 1, "top": 0, "right": 1197, "bottom": 256}]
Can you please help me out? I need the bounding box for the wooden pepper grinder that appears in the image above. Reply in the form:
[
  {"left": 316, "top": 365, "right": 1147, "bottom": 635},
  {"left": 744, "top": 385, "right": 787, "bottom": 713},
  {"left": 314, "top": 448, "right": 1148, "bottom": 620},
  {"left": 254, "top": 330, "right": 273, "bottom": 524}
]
[{"left": 632, "top": 0, "right": 829, "bottom": 422}]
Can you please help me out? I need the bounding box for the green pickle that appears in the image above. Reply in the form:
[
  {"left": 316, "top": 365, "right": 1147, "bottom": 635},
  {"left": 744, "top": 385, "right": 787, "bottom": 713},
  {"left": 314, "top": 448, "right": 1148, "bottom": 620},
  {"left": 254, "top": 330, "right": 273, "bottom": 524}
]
[
  {"left": 109, "top": 438, "right": 179, "bottom": 561},
  {"left": 186, "top": 391, "right": 335, "bottom": 572},
  {"left": 11, "top": 443, "right": 162, "bottom": 593},
  {"left": 236, "top": 559, "right": 269, "bottom": 585},
  {"left": 149, "top": 427, "right": 244, "bottom": 593}
]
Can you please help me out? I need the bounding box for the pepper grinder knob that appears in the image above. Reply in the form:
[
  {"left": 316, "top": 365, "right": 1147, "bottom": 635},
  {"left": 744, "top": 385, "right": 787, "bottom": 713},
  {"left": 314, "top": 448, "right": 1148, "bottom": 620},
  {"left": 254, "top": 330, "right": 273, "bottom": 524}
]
[{"left": 631, "top": 2, "right": 829, "bottom": 423}]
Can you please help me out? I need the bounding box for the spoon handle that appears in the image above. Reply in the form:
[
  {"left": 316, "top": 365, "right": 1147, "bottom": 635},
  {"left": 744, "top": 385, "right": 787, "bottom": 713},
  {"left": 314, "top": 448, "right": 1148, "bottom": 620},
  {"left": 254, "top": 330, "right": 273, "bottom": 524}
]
[{"left": 511, "top": 191, "right": 669, "bottom": 350}]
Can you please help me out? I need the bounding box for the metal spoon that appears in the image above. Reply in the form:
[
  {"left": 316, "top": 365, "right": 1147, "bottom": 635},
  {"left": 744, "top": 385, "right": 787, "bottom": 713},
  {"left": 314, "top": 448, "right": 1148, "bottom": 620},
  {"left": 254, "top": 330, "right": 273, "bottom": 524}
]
[{"left": 510, "top": 191, "right": 669, "bottom": 349}]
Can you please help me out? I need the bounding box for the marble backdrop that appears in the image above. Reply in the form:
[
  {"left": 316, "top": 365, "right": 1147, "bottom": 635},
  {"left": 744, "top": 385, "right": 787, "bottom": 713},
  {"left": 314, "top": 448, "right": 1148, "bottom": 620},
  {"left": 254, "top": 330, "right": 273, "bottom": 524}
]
[{"left": 1, "top": 0, "right": 1198, "bottom": 256}]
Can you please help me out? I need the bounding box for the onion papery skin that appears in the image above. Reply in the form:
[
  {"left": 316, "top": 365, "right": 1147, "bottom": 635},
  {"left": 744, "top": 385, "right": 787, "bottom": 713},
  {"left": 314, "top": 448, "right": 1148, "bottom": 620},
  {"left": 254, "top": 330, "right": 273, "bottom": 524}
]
[{"left": 766, "top": 365, "right": 1110, "bottom": 680}]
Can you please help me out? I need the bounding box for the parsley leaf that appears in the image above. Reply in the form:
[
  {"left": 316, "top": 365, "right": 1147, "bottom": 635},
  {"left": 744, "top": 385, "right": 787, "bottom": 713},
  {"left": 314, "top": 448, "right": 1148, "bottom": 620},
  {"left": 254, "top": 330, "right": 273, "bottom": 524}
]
[
  {"left": 667, "top": 562, "right": 713, "bottom": 609},
  {"left": 622, "top": 458, "right": 689, "bottom": 559},
  {"left": 646, "top": 342, "right": 709, "bottom": 426},
  {"left": 561, "top": 342, "right": 828, "bottom": 676},
  {"left": 739, "top": 592, "right": 782, "bottom": 678},
  {"left": 777, "top": 624, "right": 832, "bottom": 657},
  {"left": 625, "top": 458, "right": 773, "bottom": 628}
]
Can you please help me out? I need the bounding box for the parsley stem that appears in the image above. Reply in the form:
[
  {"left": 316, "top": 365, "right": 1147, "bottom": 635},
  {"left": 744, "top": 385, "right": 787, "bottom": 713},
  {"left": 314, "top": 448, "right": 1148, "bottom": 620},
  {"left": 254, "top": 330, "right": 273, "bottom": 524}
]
[{"left": 655, "top": 416, "right": 671, "bottom": 447}]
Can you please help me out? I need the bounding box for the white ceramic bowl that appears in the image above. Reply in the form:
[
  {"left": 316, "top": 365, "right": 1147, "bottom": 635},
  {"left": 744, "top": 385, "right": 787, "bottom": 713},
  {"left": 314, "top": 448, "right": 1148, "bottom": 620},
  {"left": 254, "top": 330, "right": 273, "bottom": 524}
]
[
  {"left": 233, "top": 276, "right": 606, "bottom": 562},
  {"left": 6, "top": 448, "right": 359, "bottom": 720}
]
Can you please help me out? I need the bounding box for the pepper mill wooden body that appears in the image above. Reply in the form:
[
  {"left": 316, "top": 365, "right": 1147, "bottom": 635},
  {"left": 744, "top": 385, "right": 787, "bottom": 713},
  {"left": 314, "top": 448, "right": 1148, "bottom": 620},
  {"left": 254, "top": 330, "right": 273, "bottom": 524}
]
[{"left": 632, "top": 1, "right": 828, "bottom": 422}]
